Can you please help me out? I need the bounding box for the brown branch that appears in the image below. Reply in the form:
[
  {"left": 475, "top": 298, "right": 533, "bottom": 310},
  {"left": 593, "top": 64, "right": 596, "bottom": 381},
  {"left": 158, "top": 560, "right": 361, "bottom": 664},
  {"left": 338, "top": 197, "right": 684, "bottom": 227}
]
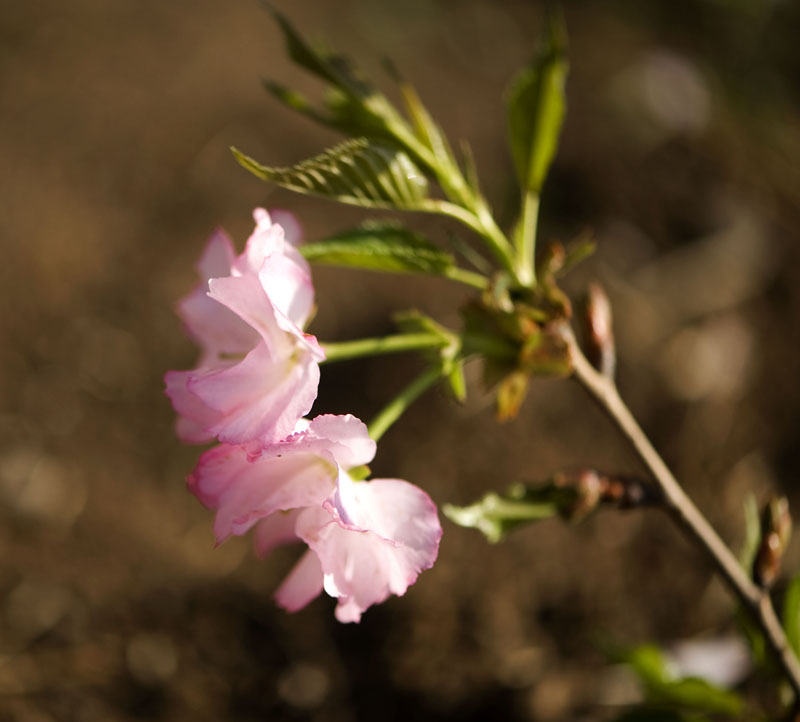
[{"left": 567, "top": 332, "right": 800, "bottom": 699}]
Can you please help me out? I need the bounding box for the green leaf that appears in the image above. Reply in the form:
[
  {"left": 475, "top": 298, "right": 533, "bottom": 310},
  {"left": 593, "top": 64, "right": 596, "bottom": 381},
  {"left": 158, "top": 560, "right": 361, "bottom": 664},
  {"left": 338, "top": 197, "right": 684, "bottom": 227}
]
[
  {"left": 232, "top": 138, "right": 429, "bottom": 210},
  {"left": 783, "top": 575, "right": 800, "bottom": 656},
  {"left": 618, "top": 645, "right": 744, "bottom": 719},
  {"left": 264, "top": 3, "right": 367, "bottom": 96},
  {"left": 300, "top": 223, "right": 454, "bottom": 275},
  {"left": 264, "top": 6, "right": 417, "bottom": 144},
  {"left": 654, "top": 678, "right": 743, "bottom": 718},
  {"left": 506, "top": 8, "right": 568, "bottom": 192}
]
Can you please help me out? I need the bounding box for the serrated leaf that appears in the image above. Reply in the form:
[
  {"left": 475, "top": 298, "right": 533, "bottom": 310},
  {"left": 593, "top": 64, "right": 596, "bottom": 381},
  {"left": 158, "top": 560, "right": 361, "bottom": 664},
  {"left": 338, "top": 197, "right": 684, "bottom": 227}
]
[
  {"left": 783, "top": 575, "right": 800, "bottom": 656},
  {"left": 506, "top": 9, "right": 567, "bottom": 193},
  {"left": 300, "top": 224, "right": 454, "bottom": 275},
  {"left": 232, "top": 138, "right": 429, "bottom": 210}
]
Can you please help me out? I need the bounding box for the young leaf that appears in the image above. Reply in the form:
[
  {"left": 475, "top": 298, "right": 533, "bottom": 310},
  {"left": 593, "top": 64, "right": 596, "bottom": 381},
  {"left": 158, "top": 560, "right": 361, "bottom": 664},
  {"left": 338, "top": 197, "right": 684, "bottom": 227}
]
[
  {"left": 264, "top": 6, "right": 418, "bottom": 146},
  {"left": 300, "top": 224, "right": 455, "bottom": 275},
  {"left": 443, "top": 491, "right": 559, "bottom": 544},
  {"left": 264, "top": 3, "right": 367, "bottom": 96},
  {"left": 506, "top": 8, "right": 568, "bottom": 193},
  {"left": 232, "top": 138, "right": 429, "bottom": 210}
]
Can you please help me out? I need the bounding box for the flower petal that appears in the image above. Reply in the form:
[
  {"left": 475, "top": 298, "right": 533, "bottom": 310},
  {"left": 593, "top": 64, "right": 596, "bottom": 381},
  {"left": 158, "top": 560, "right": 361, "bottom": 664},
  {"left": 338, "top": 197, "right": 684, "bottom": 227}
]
[
  {"left": 188, "top": 341, "right": 320, "bottom": 449},
  {"left": 188, "top": 443, "right": 338, "bottom": 542},
  {"left": 297, "top": 478, "right": 442, "bottom": 623},
  {"left": 164, "top": 369, "right": 217, "bottom": 443},
  {"left": 253, "top": 509, "right": 304, "bottom": 558},
  {"left": 275, "top": 549, "right": 324, "bottom": 613}
]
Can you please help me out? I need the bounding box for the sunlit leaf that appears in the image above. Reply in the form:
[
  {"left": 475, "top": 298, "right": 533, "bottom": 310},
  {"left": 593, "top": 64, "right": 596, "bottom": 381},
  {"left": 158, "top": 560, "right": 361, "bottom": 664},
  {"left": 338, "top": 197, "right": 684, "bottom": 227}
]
[
  {"left": 232, "top": 138, "right": 429, "bottom": 210},
  {"left": 506, "top": 8, "right": 568, "bottom": 193},
  {"left": 300, "top": 223, "right": 454, "bottom": 275}
]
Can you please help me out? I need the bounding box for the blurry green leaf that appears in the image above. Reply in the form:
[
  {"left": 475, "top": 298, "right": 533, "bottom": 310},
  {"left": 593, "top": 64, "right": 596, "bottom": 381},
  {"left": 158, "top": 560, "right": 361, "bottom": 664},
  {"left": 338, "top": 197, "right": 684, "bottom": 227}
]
[
  {"left": 740, "top": 492, "right": 761, "bottom": 571},
  {"left": 783, "top": 575, "right": 800, "bottom": 656},
  {"left": 618, "top": 645, "right": 744, "bottom": 719},
  {"left": 445, "top": 358, "right": 467, "bottom": 403},
  {"left": 301, "top": 224, "right": 454, "bottom": 275},
  {"left": 734, "top": 606, "right": 767, "bottom": 669},
  {"left": 265, "top": 4, "right": 368, "bottom": 96},
  {"left": 654, "top": 678, "right": 743, "bottom": 717},
  {"left": 261, "top": 80, "right": 332, "bottom": 125},
  {"left": 444, "top": 490, "right": 560, "bottom": 543},
  {"left": 232, "top": 138, "right": 429, "bottom": 210},
  {"left": 557, "top": 234, "right": 597, "bottom": 277},
  {"left": 506, "top": 8, "right": 568, "bottom": 192},
  {"left": 264, "top": 6, "right": 427, "bottom": 154},
  {"left": 624, "top": 644, "right": 671, "bottom": 686},
  {"left": 396, "top": 75, "right": 455, "bottom": 169}
]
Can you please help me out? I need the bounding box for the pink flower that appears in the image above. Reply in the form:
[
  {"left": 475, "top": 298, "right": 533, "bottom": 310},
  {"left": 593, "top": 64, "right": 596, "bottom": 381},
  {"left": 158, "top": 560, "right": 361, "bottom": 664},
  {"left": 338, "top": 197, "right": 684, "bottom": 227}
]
[
  {"left": 188, "top": 414, "right": 376, "bottom": 542},
  {"left": 189, "top": 414, "right": 442, "bottom": 623},
  {"left": 277, "top": 472, "right": 442, "bottom": 623},
  {"left": 165, "top": 209, "right": 323, "bottom": 448}
]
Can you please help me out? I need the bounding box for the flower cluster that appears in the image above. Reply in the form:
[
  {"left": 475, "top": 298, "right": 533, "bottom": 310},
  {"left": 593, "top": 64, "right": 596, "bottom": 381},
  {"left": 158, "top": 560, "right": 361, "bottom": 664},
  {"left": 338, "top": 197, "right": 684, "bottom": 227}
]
[{"left": 165, "top": 209, "right": 441, "bottom": 622}]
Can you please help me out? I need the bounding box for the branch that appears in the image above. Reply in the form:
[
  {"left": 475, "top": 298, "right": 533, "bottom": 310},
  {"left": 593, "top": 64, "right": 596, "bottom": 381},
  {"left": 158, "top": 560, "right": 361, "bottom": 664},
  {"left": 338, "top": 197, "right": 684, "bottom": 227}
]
[{"left": 567, "top": 331, "right": 800, "bottom": 699}]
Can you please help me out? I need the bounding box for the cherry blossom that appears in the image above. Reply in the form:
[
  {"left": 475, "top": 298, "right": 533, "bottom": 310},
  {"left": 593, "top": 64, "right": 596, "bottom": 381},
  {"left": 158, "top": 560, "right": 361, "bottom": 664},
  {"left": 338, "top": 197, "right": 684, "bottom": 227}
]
[
  {"left": 189, "top": 413, "right": 442, "bottom": 622},
  {"left": 165, "top": 209, "right": 323, "bottom": 448}
]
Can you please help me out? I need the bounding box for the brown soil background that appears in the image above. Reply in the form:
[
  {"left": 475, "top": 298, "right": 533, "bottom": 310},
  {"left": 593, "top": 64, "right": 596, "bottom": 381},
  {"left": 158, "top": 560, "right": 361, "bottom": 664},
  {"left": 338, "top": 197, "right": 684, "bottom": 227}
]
[{"left": 2, "top": 1, "right": 800, "bottom": 720}]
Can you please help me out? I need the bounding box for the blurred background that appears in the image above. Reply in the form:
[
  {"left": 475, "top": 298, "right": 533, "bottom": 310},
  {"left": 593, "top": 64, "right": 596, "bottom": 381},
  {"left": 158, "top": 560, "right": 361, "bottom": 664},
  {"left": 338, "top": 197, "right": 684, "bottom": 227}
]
[{"left": 2, "top": 0, "right": 800, "bottom": 719}]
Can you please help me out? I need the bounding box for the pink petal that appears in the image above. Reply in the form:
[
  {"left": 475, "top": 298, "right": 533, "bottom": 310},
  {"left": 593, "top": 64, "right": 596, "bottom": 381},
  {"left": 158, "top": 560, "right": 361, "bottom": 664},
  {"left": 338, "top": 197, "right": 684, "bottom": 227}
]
[
  {"left": 207, "top": 274, "right": 288, "bottom": 357},
  {"left": 253, "top": 509, "right": 303, "bottom": 558},
  {"left": 177, "top": 285, "right": 259, "bottom": 365},
  {"left": 233, "top": 209, "right": 285, "bottom": 277},
  {"left": 270, "top": 209, "right": 303, "bottom": 246},
  {"left": 275, "top": 549, "right": 324, "bottom": 612},
  {"left": 188, "top": 342, "right": 320, "bottom": 448},
  {"left": 259, "top": 253, "right": 315, "bottom": 330},
  {"left": 297, "top": 478, "right": 442, "bottom": 623},
  {"left": 258, "top": 414, "right": 375, "bottom": 469},
  {"left": 164, "top": 369, "right": 217, "bottom": 443},
  {"left": 188, "top": 443, "right": 338, "bottom": 542},
  {"left": 196, "top": 228, "right": 236, "bottom": 280}
]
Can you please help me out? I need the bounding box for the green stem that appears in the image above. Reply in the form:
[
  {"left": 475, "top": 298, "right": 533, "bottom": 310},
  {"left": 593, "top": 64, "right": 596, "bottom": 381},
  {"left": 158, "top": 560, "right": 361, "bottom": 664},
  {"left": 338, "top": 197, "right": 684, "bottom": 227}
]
[
  {"left": 516, "top": 190, "right": 540, "bottom": 287},
  {"left": 321, "top": 332, "right": 449, "bottom": 364},
  {"left": 416, "top": 199, "right": 518, "bottom": 282},
  {"left": 368, "top": 365, "right": 443, "bottom": 442},
  {"left": 444, "top": 266, "right": 489, "bottom": 289}
]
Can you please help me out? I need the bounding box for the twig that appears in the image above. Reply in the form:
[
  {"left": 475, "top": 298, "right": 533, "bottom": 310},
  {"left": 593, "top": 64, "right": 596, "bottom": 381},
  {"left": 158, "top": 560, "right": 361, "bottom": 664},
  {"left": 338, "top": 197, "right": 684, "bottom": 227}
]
[{"left": 567, "top": 332, "right": 800, "bottom": 699}]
